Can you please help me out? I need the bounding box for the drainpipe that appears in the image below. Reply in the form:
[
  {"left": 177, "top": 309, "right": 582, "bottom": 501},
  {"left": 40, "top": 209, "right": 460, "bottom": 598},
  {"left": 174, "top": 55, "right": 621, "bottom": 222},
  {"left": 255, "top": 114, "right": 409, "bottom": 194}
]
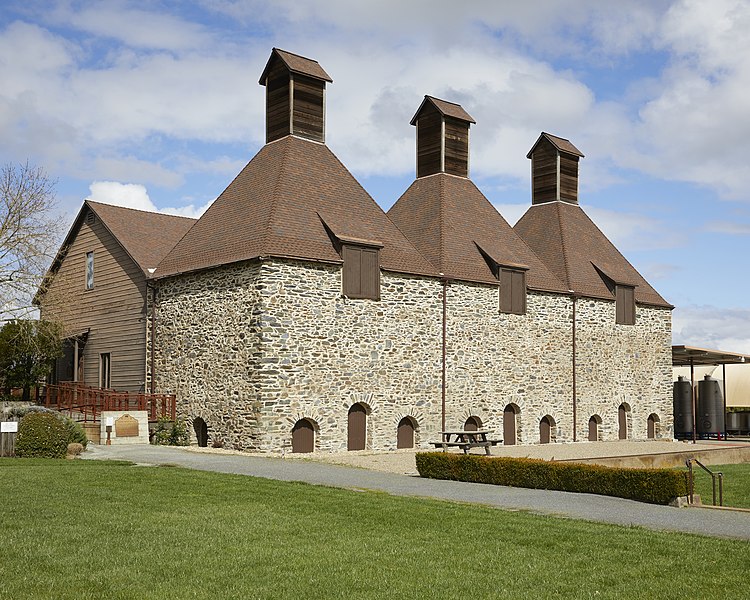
[
  {"left": 570, "top": 290, "right": 578, "bottom": 442},
  {"left": 147, "top": 282, "right": 157, "bottom": 394},
  {"left": 441, "top": 277, "right": 448, "bottom": 433}
]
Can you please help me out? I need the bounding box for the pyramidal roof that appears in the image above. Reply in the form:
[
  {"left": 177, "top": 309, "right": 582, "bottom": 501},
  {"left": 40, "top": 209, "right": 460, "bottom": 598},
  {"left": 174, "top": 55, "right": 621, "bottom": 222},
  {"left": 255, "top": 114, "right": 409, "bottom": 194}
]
[
  {"left": 387, "top": 173, "right": 568, "bottom": 292},
  {"left": 514, "top": 201, "right": 671, "bottom": 307},
  {"left": 155, "top": 135, "right": 436, "bottom": 278}
]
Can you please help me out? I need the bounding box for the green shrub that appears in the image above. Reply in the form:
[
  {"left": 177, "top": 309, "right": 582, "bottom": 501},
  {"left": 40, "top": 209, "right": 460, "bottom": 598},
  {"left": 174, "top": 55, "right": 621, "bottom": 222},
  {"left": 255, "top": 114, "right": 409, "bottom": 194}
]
[
  {"left": 152, "top": 417, "right": 189, "bottom": 446},
  {"left": 416, "top": 453, "right": 689, "bottom": 505},
  {"left": 6, "top": 406, "right": 88, "bottom": 448},
  {"left": 15, "top": 412, "right": 69, "bottom": 458}
]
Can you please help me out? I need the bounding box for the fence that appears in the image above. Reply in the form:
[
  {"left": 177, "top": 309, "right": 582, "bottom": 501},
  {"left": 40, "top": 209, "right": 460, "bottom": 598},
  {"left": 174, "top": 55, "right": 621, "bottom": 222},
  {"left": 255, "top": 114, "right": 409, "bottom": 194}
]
[{"left": 40, "top": 383, "right": 176, "bottom": 423}]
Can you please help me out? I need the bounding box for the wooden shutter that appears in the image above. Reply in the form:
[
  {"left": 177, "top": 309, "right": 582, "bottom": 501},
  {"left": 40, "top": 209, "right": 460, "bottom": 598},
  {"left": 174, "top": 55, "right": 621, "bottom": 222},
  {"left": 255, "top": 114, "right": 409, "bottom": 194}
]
[
  {"left": 342, "top": 244, "right": 379, "bottom": 300},
  {"left": 616, "top": 285, "right": 635, "bottom": 325},
  {"left": 500, "top": 269, "right": 526, "bottom": 314}
]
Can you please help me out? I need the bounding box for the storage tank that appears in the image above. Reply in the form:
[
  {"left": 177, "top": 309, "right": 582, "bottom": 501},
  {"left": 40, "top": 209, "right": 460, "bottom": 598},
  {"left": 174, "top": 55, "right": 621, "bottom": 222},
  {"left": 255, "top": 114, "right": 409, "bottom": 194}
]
[
  {"left": 726, "top": 412, "right": 742, "bottom": 433},
  {"left": 673, "top": 376, "right": 693, "bottom": 439},
  {"left": 740, "top": 411, "right": 750, "bottom": 435},
  {"left": 697, "top": 375, "right": 724, "bottom": 437}
]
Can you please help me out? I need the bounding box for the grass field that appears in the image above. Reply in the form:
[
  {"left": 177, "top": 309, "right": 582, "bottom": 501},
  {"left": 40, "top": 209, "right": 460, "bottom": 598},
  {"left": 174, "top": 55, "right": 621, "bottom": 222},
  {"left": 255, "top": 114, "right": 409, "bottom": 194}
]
[
  {"left": 689, "top": 462, "right": 750, "bottom": 508},
  {"left": 2, "top": 459, "right": 749, "bottom": 599}
]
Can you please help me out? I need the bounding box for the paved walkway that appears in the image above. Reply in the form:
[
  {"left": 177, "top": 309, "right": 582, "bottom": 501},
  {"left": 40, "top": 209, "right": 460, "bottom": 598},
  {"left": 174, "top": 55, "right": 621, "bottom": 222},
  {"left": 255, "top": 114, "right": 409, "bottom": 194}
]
[{"left": 83, "top": 444, "right": 750, "bottom": 541}]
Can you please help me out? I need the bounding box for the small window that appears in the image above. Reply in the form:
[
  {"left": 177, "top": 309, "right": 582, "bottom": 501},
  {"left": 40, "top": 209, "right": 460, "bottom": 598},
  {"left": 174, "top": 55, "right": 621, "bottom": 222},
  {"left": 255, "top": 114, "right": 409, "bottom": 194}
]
[
  {"left": 616, "top": 285, "right": 635, "bottom": 325},
  {"left": 86, "top": 251, "right": 94, "bottom": 290},
  {"left": 99, "top": 353, "right": 111, "bottom": 389},
  {"left": 342, "top": 244, "right": 380, "bottom": 300},
  {"left": 499, "top": 268, "right": 526, "bottom": 314}
]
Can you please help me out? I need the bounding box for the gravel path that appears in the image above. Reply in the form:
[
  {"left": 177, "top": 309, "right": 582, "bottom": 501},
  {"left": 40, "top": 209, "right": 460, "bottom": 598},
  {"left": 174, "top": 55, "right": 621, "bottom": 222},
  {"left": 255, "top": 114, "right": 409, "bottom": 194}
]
[{"left": 83, "top": 442, "right": 750, "bottom": 541}]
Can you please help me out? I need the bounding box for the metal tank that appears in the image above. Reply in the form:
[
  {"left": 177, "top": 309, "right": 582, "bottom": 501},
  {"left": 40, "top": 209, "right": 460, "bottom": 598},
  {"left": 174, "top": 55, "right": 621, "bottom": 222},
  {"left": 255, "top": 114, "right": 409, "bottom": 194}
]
[
  {"left": 673, "top": 376, "right": 693, "bottom": 439},
  {"left": 725, "top": 412, "right": 742, "bottom": 433},
  {"left": 697, "top": 375, "right": 725, "bottom": 437}
]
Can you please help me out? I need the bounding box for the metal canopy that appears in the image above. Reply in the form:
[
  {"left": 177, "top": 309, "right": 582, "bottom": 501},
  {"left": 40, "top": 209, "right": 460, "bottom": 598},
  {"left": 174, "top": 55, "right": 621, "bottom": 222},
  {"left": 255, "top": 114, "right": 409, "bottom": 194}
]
[{"left": 672, "top": 345, "right": 750, "bottom": 367}]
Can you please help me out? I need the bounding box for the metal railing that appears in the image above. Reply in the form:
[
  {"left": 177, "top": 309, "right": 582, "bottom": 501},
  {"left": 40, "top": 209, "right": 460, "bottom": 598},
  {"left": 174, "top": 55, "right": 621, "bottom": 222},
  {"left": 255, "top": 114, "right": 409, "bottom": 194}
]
[
  {"left": 686, "top": 458, "right": 724, "bottom": 506},
  {"left": 40, "top": 382, "right": 176, "bottom": 423}
]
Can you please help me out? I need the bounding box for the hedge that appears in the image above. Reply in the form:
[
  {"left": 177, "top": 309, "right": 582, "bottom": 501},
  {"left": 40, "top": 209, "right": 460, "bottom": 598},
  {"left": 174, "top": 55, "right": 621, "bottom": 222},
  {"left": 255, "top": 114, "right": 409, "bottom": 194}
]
[
  {"left": 15, "top": 412, "right": 70, "bottom": 459},
  {"left": 416, "top": 452, "right": 689, "bottom": 505}
]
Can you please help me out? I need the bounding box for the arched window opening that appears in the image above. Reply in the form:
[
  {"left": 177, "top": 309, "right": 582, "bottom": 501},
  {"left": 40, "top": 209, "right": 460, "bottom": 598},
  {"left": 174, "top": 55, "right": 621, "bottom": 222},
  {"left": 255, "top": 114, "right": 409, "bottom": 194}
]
[
  {"left": 503, "top": 404, "right": 519, "bottom": 445},
  {"left": 397, "top": 416, "right": 417, "bottom": 449},
  {"left": 464, "top": 416, "right": 482, "bottom": 431},
  {"left": 647, "top": 413, "right": 660, "bottom": 439},
  {"left": 347, "top": 403, "right": 367, "bottom": 451},
  {"left": 193, "top": 417, "right": 208, "bottom": 447},
  {"left": 540, "top": 415, "right": 556, "bottom": 444},
  {"left": 618, "top": 403, "right": 631, "bottom": 440},
  {"left": 588, "top": 415, "right": 601, "bottom": 442},
  {"left": 292, "top": 419, "right": 315, "bottom": 453}
]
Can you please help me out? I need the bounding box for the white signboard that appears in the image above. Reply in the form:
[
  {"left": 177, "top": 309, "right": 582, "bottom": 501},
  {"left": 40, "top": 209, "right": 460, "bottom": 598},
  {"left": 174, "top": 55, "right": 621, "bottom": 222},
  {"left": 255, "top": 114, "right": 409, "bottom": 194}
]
[
  {"left": 106, "top": 417, "right": 114, "bottom": 427},
  {"left": 1, "top": 421, "right": 19, "bottom": 433}
]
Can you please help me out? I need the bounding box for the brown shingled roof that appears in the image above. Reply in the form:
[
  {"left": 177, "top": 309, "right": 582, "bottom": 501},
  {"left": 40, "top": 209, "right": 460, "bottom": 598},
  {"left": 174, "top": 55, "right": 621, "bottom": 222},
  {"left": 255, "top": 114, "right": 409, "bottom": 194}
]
[
  {"left": 258, "top": 48, "right": 332, "bottom": 84},
  {"left": 514, "top": 201, "right": 671, "bottom": 307},
  {"left": 86, "top": 201, "right": 196, "bottom": 274},
  {"left": 155, "top": 136, "right": 436, "bottom": 279},
  {"left": 387, "top": 173, "right": 568, "bottom": 292},
  {"left": 410, "top": 96, "right": 476, "bottom": 125},
  {"left": 526, "top": 132, "right": 584, "bottom": 158}
]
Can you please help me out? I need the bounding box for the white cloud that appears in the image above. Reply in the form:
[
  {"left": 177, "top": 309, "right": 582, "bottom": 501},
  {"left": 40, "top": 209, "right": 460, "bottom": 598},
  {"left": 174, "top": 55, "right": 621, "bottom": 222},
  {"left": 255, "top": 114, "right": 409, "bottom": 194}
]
[
  {"left": 707, "top": 221, "right": 750, "bottom": 235},
  {"left": 673, "top": 305, "right": 750, "bottom": 354},
  {"left": 585, "top": 206, "right": 683, "bottom": 252},
  {"left": 86, "top": 181, "right": 212, "bottom": 218}
]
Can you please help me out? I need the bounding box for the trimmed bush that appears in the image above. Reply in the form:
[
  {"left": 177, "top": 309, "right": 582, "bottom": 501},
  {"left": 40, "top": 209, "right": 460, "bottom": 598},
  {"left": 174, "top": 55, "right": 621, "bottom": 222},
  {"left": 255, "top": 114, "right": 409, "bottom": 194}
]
[
  {"left": 152, "top": 417, "right": 189, "bottom": 446},
  {"left": 5, "top": 405, "right": 88, "bottom": 448},
  {"left": 15, "top": 412, "right": 69, "bottom": 458},
  {"left": 416, "top": 452, "right": 689, "bottom": 505}
]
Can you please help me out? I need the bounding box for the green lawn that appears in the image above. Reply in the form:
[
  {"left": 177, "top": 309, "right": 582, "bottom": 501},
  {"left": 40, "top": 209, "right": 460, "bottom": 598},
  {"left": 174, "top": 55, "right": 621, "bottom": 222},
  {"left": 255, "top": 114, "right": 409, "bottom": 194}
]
[
  {"left": 1, "top": 460, "right": 749, "bottom": 600},
  {"left": 688, "top": 462, "right": 750, "bottom": 509}
]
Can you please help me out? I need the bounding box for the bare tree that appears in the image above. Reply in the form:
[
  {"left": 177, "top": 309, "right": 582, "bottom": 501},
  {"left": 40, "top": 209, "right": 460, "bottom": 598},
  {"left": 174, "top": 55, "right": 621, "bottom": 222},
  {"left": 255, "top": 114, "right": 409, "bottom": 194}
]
[{"left": 0, "top": 162, "right": 60, "bottom": 318}]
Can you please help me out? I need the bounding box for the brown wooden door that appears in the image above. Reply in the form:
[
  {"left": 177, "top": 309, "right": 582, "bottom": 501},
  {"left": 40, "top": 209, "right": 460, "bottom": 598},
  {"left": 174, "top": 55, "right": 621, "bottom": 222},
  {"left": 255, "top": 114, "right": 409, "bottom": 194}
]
[
  {"left": 292, "top": 419, "right": 314, "bottom": 453},
  {"left": 464, "top": 416, "right": 480, "bottom": 431},
  {"left": 618, "top": 405, "right": 627, "bottom": 439},
  {"left": 348, "top": 404, "right": 366, "bottom": 451},
  {"left": 503, "top": 405, "right": 516, "bottom": 445},
  {"left": 647, "top": 415, "right": 656, "bottom": 438},
  {"left": 397, "top": 417, "right": 414, "bottom": 449},
  {"left": 588, "top": 416, "right": 598, "bottom": 442},
  {"left": 540, "top": 417, "right": 551, "bottom": 444}
]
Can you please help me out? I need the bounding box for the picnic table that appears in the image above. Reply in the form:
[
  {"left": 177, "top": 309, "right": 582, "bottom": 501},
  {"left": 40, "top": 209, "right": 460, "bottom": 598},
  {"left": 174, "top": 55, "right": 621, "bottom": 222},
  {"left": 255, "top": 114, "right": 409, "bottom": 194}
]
[{"left": 431, "top": 430, "right": 502, "bottom": 455}]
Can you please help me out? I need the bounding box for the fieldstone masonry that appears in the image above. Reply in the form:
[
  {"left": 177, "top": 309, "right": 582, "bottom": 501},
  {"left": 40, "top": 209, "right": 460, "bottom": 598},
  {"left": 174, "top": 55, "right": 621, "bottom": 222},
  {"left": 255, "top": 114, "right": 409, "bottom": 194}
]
[{"left": 153, "top": 258, "right": 672, "bottom": 452}]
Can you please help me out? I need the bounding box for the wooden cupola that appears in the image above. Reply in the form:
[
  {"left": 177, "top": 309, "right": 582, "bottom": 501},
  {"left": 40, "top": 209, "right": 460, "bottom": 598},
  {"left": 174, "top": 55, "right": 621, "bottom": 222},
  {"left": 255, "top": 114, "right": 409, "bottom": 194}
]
[
  {"left": 526, "top": 132, "right": 584, "bottom": 205},
  {"left": 410, "top": 96, "right": 476, "bottom": 178},
  {"left": 259, "top": 48, "right": 333, "bottom": 144}
]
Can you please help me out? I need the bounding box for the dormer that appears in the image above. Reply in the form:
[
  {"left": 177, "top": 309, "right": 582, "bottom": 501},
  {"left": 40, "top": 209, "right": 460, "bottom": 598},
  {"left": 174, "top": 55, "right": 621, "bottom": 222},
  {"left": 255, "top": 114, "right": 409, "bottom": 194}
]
[
  {"left": 258, "top": 48, "right": 333, "bottom": 144},
  {"left": 527, "top": 132, "right": 584, "bottom": 205},
  {"left": 410, "top": 96, "right": 475, "bottom": 178}
]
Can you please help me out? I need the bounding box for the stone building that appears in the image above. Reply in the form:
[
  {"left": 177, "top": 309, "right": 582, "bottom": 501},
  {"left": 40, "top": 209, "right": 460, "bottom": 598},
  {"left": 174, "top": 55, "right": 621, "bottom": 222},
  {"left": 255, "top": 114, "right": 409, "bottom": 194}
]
[{"left": 43, "top": 48, "right": 674, "bottom": 452}]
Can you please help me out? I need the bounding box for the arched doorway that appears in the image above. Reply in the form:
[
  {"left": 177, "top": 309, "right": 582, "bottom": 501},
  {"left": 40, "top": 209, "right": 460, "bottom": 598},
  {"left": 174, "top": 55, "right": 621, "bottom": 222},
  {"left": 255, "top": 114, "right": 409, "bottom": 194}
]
[
  {"left": 503, "top": 404, "right": 518, "bottom": 445},
  {"left": 193, "top": 417, "right": 208, "bottom": 447},
  {"left": 540, "top": 415, "right": 555, "bottom": 444},
  {"left": 397, "top": 417, "right": 416, "bottom": 449},
  {"left": 618, "top": 403, "right": 631, "bottom": 440},
  {"left": 464, "top": 416, "right": 482, "bottom": 431},
  {"left": 348, "top": 403, "right": 367, "bottom": 451},
  {"left": 588, "top": 415, "right": 601, "bottom": 442},
  {"left": 647, "top": 413, "right": 660, "bottom": 439},
  {"left": 292, "top": 419, "right": 315, "bottom": 453}
]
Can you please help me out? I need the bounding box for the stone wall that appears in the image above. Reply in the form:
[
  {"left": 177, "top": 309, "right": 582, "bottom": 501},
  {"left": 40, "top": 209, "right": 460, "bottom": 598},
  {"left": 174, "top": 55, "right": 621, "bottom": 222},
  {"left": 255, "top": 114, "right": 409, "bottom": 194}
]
[{"left": 152, "top": 258, "right": 672, "bottom": 452}]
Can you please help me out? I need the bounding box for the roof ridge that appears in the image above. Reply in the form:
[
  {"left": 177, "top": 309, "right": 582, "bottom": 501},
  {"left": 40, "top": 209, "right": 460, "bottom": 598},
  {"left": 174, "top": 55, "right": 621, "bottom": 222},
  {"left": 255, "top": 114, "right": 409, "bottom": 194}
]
[
  {"left": 555, "top": 202, "right": 574, "bottom": 290},
  {"left": 262, "top": 137, "right": 292, "bottom": 252},
  {"left": 86, "top": 200, "right": 197, "bottom": 221}
]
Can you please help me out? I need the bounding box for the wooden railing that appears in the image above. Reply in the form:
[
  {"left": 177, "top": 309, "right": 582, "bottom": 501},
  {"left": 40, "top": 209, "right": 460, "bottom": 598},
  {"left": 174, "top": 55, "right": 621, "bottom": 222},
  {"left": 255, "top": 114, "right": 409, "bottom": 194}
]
[{"left": 40, "top": 383, "right": 176, "bottom": 423}]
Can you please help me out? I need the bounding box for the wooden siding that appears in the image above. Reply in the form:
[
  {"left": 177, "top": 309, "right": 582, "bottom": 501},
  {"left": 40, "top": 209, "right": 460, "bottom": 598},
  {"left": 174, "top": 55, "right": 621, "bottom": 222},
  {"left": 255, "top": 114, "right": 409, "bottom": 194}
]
[
  {"left": 416, "top": 103, "right": 442, "bottom": 178},
  {"left": 559, "top": 154, "right": 579, "bottom": 204},
  {"left": 342, "top": 245, "right": 380, "bottom": 300},
  {"left": 40, "top": 208, "right": 147, "bottom": 393},
  {"left": 291, "top": 74, "right": 325, "bottom": 142},
  {"left": 266, "top": 59, "right": 291, "bottom": 143},
  {"left": 531, "top": 138, "right": 559, "bottom": 204},
  {"left": 443, "top": 117, "right": 469, "bottom": 177}
]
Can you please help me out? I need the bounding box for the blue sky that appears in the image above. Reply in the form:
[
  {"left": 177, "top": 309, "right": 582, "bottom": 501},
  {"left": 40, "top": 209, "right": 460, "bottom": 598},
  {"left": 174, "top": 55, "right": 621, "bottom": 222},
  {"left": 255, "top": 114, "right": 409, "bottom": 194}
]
[{"left": 2, "top": 0, "right": 749, "bottom": 352}]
